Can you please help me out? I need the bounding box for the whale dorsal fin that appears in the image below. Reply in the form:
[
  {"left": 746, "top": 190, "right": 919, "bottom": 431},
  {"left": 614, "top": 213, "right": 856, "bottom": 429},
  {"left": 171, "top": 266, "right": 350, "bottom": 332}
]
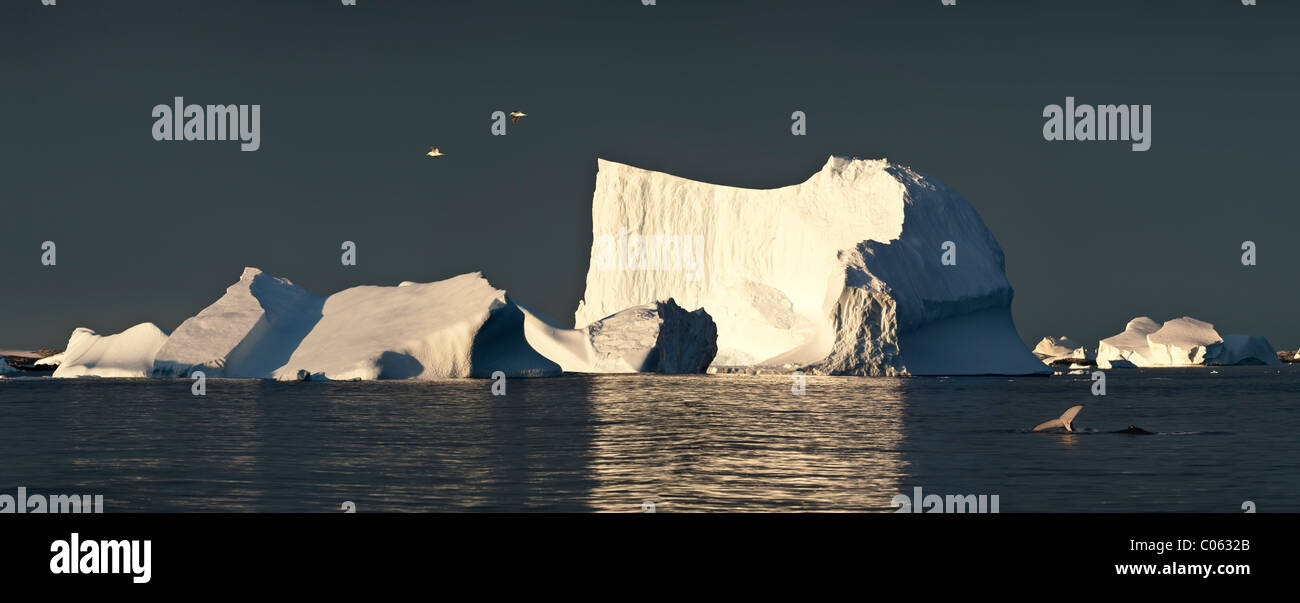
[{"left": 1033, "top": 405, "right": 1084, "bottom": 432}]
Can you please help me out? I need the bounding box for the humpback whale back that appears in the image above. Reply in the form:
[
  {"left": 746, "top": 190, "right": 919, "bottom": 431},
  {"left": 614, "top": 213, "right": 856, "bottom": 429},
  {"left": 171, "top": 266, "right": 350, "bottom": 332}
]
[{"left": 1033, "top": 405, "right": 1083, "bottom": 432}]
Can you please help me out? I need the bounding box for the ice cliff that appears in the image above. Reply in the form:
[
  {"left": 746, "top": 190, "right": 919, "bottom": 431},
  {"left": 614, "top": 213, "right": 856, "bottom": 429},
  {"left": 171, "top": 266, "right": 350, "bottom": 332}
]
[{"left": 574, "top": 156, "right": 1047, "bottom": 376}]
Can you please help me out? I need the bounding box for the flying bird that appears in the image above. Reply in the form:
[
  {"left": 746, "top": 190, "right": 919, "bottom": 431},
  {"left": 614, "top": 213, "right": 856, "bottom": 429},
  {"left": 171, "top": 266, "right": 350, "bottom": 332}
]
[
  {"left": 426, "top": 146, "right": 445, "bottom": 158},
  {"left": 509, "top": 111, "right": 527, "bottom": 125}
]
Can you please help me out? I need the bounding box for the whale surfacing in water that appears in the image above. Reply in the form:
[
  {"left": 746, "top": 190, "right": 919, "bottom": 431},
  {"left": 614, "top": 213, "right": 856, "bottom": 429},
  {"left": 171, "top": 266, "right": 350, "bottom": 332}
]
[
  {"left": 1032, "top": 406, "right": 1157, "bottom": 435},
  {"left": 1113, "top": 425, "right": 1155, "bottom": 435},
  {"left": 1033, "top": 405, "right": 1083, "bottom": 432}
]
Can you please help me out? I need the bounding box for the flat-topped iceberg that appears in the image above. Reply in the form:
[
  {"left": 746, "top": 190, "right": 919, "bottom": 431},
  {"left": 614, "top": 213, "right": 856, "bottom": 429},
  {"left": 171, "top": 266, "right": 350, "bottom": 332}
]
[
  {"left": 573, "top": 156, "right": 1047, "bottom": 376},
  {"left": 49, "top": 269, "right": 718, "bottom": 380},
  {"left": 1096, "top": 316, "right": 1280, "bottom": 368}
]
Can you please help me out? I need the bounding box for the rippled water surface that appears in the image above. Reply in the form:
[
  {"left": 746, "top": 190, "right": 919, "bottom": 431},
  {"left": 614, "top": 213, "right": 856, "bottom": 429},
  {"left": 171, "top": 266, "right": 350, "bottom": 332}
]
[{"left": 1, "top": 366, "right": 1296, "bottom": 512}]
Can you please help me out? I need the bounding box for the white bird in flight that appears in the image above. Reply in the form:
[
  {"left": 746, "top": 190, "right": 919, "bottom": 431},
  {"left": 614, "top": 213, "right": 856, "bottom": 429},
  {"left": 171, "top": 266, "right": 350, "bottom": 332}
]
[
  {"left": 510, "top": 111, "right": 527, "bottom": 125},
  {"left": 426, "top": 146, "right": 445, "bottom": 158}
]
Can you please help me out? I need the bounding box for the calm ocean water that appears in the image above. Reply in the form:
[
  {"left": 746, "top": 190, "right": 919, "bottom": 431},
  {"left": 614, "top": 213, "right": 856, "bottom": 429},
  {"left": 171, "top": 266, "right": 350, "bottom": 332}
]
[{"left": 1, "top": 366, "right": 1296, "bottom": 512}]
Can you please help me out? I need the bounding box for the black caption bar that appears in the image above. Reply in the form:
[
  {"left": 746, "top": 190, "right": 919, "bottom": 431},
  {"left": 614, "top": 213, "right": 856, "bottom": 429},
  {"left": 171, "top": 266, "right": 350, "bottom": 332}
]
[{"left": 0, "top": 514, "right": 1289, "bottom": 591}]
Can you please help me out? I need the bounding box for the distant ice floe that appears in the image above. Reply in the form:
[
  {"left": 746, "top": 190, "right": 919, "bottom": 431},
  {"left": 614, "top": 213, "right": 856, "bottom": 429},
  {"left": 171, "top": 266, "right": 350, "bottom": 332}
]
[
  {"left": 1032, "top": 336, "right": 1094, "bottom": 365},
  {"left": 1095, "top": 316, "right": 1281, "bottom": 368}
]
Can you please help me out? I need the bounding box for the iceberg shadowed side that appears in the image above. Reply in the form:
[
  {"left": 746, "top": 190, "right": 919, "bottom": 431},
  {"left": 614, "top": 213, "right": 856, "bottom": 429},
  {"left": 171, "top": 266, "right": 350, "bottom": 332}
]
[{"left": 152, "top": 267, "right": 323, "bottom": 378}]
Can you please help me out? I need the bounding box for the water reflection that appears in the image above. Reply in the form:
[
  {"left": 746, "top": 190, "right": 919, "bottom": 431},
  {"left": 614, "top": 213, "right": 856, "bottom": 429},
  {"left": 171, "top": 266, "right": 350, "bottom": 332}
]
[
  {"left": 583, "top": 374, "right": 907, "bottom": 512},
  {"left": 1, "top": 375, "right": 907, "bottom": 512},
  {"left": 5, "top": 368, "right": 1295, "bottom": 511}
]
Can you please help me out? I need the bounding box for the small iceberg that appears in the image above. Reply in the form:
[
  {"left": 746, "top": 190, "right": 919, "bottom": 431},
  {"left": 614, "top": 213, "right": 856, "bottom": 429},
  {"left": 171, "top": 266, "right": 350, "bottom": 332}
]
[{"left": 1095, "top": 316, "right": 1280, "bottom": 368}]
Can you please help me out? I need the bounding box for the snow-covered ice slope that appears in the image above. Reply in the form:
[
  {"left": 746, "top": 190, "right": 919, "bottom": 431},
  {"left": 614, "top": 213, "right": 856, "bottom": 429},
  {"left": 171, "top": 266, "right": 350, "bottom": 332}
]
[
  {"left": 273, "top": 272, "right": 556, "bottom": 380},
  {"left": 0, "top": 356, "right": 19, "bottom": 375},
  {"left": 574, "top": 156, "right": 1046, "bottom": 376},
  {"left": 51, "top": 323, "right": 170, "bottom": 378},
  {"left": 1096, "top": 316, "right": 1280, "bottom": 368},
  {"left": 273, "top": 272, "right": 718, "bottom": 380},
  {"left": 258, "top": 271, "right": 717, "bottom": 381},
  {"left": 1146, "top": 317, "right": 1221, "bottom": 366},
  {"left": 153, "top": 267, "right": 324, "bottom": 378},
  {"left": 1095, "top": 317, "right": 1162, "bottom": 368}
]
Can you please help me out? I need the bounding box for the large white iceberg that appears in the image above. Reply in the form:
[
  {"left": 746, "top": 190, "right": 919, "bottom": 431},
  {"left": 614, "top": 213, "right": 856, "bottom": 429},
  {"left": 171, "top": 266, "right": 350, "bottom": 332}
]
[
  {"left": 1096, "top": 316, "right": 1280, "bottom": 368},
  {"left": 573, "top": 156, "right": 1048, "bottom": 376},
  {"left": 50, "top": 269, "right": 718, "bottom": 380}
]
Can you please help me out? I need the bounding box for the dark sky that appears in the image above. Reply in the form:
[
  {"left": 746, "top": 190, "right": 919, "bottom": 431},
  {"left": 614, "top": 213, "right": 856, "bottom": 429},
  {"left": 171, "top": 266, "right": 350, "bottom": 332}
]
[{"left": 2, "top": 0, "right": 1297, "bottom": 352}]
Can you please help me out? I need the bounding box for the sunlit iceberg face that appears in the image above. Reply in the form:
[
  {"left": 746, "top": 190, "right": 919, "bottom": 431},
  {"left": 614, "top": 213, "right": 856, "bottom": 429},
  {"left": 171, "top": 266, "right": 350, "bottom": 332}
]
[{"left": 575, "top": 156, "right": 1047, "bottom": 376}]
